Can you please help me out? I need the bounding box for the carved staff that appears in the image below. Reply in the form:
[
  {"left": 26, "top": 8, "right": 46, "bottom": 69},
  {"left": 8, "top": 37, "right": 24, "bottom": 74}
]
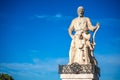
[
  {"left": 92, "top": 24, "right": 100, "bottom": 48},
  {"left": 90, "top": 25, "right": 100, "bottom": 65}
]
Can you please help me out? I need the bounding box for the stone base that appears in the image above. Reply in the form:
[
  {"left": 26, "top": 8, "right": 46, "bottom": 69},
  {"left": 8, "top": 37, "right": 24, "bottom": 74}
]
[
  {"left": 60, "top": 74, "right": 98, "bottom": 80},
  {"left": 59, "top": 63, "right": 100, "bottom": 80}
]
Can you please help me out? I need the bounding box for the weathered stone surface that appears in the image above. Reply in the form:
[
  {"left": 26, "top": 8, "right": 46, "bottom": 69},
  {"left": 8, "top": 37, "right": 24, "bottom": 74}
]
[
  {"left": 59, "top": 63, "right": 100, "bottom": 76},
  {"left": 68, "top": 6, "right": 100, "bottom": 65},
  {"left": 60, "top": 74, "right": 98, "bottom": 79},
  {"left": 58, "top": 6, "right": 100, "bottom": 80}
]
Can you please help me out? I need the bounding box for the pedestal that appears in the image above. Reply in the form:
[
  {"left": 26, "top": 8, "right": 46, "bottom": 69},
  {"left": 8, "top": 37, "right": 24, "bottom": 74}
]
[
  {"left": 58, "top": 63, "right": 100, "bottom": 80},
  {"left": 60, "top": 74, "right": 98, "bottom": 80}
]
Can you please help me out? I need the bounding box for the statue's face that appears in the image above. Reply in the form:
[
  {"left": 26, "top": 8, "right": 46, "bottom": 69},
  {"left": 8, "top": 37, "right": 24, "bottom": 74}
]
[{"left": 77, "top": 8, "right": 84, "bottom": 17}]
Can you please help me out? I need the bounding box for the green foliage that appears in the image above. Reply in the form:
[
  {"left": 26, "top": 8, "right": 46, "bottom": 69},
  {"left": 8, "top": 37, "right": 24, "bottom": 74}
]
[{"left": 0, "top": 73, "right": 14, "bottom": 80}]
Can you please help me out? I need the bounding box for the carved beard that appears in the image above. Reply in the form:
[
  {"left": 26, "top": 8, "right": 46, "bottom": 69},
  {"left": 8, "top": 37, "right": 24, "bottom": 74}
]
[{"left": 79, "top": 12, "right": 84, "bottom": 17}]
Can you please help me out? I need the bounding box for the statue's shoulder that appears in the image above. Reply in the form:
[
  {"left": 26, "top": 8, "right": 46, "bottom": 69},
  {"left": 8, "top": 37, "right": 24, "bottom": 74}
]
[
  {"left": 72, "top": 17, "right": 78, "bottom": 22},
  {"left": 84, "top": 17, "right": 90, "bottom": 21}
]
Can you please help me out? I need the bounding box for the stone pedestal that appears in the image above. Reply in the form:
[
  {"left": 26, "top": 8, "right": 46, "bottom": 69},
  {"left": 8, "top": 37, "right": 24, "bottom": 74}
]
[
  {"left": 58, "top": 63, "right": 100, "bottom": 80},
  {"left": 60, "top": 74, "right": 98, "bottom": 80}
]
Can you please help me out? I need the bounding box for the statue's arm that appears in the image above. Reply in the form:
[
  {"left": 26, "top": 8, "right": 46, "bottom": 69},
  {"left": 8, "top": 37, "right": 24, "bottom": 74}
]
[
  {"left": 68, "top": 20, "right": 74, "bottom": 39},
  {"left": 87, "top": 18, "right": 98, "bottom": 31}
]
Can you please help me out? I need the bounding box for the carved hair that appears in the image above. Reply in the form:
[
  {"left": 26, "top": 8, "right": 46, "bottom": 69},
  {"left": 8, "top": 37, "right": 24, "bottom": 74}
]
[{"left": 77, "top": 6, "right": 84, "bottom": 12}]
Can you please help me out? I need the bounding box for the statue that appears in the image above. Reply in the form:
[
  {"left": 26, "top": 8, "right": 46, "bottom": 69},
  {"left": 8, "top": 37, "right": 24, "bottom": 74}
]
[
  {"left": 68, "top": 6, "right": 100, "bottom": 65},
  {"left": 58, "top": 6, "right": 100, "bottom": 80}
]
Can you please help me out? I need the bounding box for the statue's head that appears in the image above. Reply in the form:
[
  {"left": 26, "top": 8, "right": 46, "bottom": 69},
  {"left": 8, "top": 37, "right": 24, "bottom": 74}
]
[{"left": 77, "top": 6, "right": 84, "bottom": 17}]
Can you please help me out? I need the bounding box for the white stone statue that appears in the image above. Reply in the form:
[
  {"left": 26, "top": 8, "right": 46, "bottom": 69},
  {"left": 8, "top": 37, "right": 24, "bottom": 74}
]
[{"left": 68, "top": 6, "right": 100, "bottom": 65}]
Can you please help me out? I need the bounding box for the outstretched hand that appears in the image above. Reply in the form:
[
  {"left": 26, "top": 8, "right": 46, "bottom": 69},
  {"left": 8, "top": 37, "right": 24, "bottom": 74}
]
[{"left": 96, "top": 22, "right": 100, "bottom": 28}]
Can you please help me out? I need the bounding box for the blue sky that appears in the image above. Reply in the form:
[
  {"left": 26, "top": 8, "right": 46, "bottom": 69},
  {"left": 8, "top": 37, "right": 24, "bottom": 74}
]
[{"left": 0, "top": 0, "right": 120, "bottom": 80}]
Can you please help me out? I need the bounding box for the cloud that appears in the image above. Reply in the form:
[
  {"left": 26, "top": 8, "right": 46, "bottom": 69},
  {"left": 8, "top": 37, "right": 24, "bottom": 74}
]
[
  {"left": 55, "top": 14, "right": 62, "bottom": 18},
  {"left": 34, "top": 13, "right": 72, "bottom": 21},
  {"left": 94, "top": 53, "right": 120, "bottom": 80},
  {"left": 1, "top": 54, "right": 120, "bottom": 80},
  {"left": 35, "top": 13, "right": 62, "bottom": 19},
  {"left": 0, "top": 57, "right": 68, "bottom": 77},
  {"left": 35, "top": 15, "right": 47, "bottom": 19},
  {"left": 96, "top": 53, "right": 120, "bottom": 66}
]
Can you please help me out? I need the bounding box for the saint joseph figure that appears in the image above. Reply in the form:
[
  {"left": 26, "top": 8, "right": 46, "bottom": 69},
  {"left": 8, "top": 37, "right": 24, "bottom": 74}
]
[{"left": 68, "top": 6, "right": 99, "bottom": 64}]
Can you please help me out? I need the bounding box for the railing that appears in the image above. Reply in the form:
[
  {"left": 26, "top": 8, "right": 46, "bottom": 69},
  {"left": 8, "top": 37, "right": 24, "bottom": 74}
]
[{"left": 58, "top": 63, "right": 100, "bottom": 77}]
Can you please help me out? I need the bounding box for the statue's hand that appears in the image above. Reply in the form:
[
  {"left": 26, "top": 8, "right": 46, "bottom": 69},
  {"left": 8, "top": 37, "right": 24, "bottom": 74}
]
[
  {"left": 92, "top": 41, "right": 96, "bottom": 46},
  {"left": 96, "top": 22, "right": 100, "bottom": 28}
]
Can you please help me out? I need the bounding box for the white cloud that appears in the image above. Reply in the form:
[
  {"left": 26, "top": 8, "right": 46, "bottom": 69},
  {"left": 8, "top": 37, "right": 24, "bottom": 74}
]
[
  {"left": 35, "top": 15, "right": 47, "bottom": 19},
  {"left": 0, "top": 58, "right": 68, "bottom": 80},
  {"left": 0, "top": 54, "right": 120, "bottom": 80},
  {"left": 95, "top": 53, "right": 120, "bottom": 66},
  {"left": 1, "top": 54, "right": 119, "bottom": 74},
  {"left": 35, "top": 15, "right": 46, "bottom": 18},
  {"left": 95, "top": 53, "right": 120, "bottom": 80},
  {"left": 0, "top": 57, "right": 68, "bottom": 77},
  {"left": 54, "top": 14, "right": 62, "bottom": 18},
  {"left": 34, "top": 13, "right": 72, "bottom": 21}
]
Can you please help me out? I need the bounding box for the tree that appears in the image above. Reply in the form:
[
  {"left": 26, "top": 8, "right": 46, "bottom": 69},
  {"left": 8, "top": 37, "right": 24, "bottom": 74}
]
[{"left": 0, "top": 73, "right": 14, "bottom": 80}]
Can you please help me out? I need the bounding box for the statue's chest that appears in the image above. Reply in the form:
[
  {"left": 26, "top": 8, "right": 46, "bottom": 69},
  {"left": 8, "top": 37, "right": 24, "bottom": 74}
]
[{"left": 74, "top": 18, "right": 87, "bottom": 30}]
